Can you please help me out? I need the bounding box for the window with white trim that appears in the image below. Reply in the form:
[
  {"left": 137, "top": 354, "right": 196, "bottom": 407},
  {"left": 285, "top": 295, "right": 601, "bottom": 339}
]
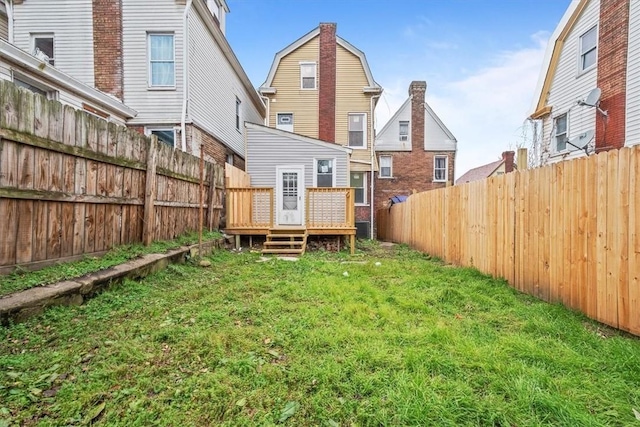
[
  {"left": 350, "top": 172, "right": 366, "bottom": 204},
  {"left": 235, "top": 97, "right": 241, "bottom": 131},
  {"left": 148, "top": 33, "right": 175, "bottom": 87},
  {"left": 348, "top": 113, "right": 366, "bottom": 148},
  {"left": 315, "top": 159, "right": 335, "bottom": 188},
  {"left": 31, "top": 34, "right": 54, "bottom": 65},
  {"left": 580, "top": 25, "right": 597, "bottom": 72},
  {"left": 146, "top": 127, "right": 176, "bottom": 147},
  {"left": 399, "top": 121, "right": 409, "bottom": 141},
  {"left": 300, "top": 62, "right": 317, "bottom": 89},
  {"left": 276, "top": 113, "right": 294, "bottom": 132},
  {"left": 379, "top": 155, "right": 392, "bottom": 178},
  {"left": 226, "top": 153, "right": 234, "bottom": 165},
  {"left": 434, "top": 156, "right": 448, "bottom": 182},
  {"left": 554, "top": 113, "right": 568, "bottom": 151}
]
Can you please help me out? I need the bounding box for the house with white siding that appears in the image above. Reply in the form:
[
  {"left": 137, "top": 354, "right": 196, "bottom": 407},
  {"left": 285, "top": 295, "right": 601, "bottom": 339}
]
[
  {"left": 374, "top": 81, "right": 456, "bottom": 211},
  {"left": 8, "top": 0, "right": 265, "bottom": 168},
  {"left": 530, "top": 0, "right": 640, "bottom": 165}
]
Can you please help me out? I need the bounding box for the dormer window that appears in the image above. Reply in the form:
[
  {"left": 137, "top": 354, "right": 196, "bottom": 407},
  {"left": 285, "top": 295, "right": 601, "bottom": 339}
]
[{"left": 31, "top": 34, "right": 54, "bottom": 65}]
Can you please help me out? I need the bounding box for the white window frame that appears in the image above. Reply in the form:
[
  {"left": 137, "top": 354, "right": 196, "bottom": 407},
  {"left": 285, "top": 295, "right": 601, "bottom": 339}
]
[
  {"left": 433, "top": 155, "right": 448, "bottom": 182},
  {"left": 30, "top": 33, "right": 55, "bottom": 66},
  {"left": 235, "top": 97, "right": 241, "bottom": 131},
  {"left": 350, "top": 172, "right": 367, "bottom": 205},
  {"left": 553, "top": 112, "right": 569, "bottom": 152},
  {"left": 578, "top": 25, "right": 597, "bottom": 74},
  {"left": 12, "top": 71, "right": 58, "bottom": 100},
  {"left": 276, "top": 112, "right": 294, "bottom": 132},
  {"left": 145, "top": 126, "right": 176, "bottom": 148},
  {"left": 148, "top": 33, "right": 176, "bottom": 89},
  {"left": 399, "top": 121, "right": 409, "bottom": 142},
  {"left": 379, "top": 155, "right": 393, "bottom": 178},
  {"left": 313, "top": 158, "right": 336, "bottom": 188},
  {"left": 300, "top": 62, "right": 317, "bottom": 90},
  {"left": 348, "top": 113, "right": 367, "bottom": 149},
  {"left": 226, "top": 153, "right": 234, "bottom": 165}
]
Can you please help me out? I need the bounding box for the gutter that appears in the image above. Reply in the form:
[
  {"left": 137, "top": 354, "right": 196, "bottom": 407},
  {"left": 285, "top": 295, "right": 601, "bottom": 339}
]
[
  {"left": 370, "top": 92, "right": 381, "bottom": 239},
  {"left": 181, "top": 0, "right": 193, "bottom": 152}
]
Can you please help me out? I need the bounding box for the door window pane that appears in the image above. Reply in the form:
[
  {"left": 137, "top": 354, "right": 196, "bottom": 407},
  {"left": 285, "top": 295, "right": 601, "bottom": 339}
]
[{"left": 282, "top": 172, "right": 298, "bottom": 210}]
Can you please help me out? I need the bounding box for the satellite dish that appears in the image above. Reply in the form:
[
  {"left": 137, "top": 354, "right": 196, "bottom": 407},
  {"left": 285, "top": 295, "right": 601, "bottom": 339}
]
[
  {"left": 566, "top": 129, "right": 594, "bottom": 155},
  {"left": 584, "top": 88, "right": 601, "bottom": 106}
]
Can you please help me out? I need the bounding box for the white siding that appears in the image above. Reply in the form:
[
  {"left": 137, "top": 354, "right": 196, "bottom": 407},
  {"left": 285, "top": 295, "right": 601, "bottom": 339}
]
[
  {"left": 424, "top": 102, "right": 457, "bottom": 152},
  {"left": 12, "top": 0, "right": 94, "bottom": 86},
  {"left": 541, "top": 0, "right": 599, "bottom": 165},
  {"left": 375, "top": 99, "right": 411, "bottom": 151},
  {"left": 246, "top": 126, "right": 349, "bottom": 188},
  {"left": 122, "top": 0, "right": 184, "bottom": 123},
  {"left": 0, "top": 7, "right": 8, "bottom": 41},
  {"left": 626, "top": 0, "right": 640, "bottom": 146},
  {"left": 187, "top": 8, "right": 262, "bottom": 156}
]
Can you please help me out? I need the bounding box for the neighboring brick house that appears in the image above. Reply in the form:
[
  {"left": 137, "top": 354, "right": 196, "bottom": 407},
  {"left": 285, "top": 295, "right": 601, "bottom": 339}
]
[
  {"left": 9, "top": 0, "right": 265, "bottom": 168},
  {"left": 374, "top": 81, "right": 456, "bottom": 211},
  {"left": 530, "top": 0, "right": 639, "bottom": 165},
  {"left": 456, "top": 151, "right": 515, "bottom": 185},
  {"left": 258, "top": 23, "right": 383, "bottom": 238}
]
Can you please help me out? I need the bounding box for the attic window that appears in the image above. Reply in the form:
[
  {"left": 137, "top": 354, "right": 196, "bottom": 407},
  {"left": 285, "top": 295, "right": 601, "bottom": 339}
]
[
  {"left": 399, "top": 121, "right": 409, "bottom": 141},
  {"left": 300, "top": 62, "right": 317, "bottom": 89},
  {"left": 31, "top": 34, "right": 54, "bottom": 65},
  {"left": 580, "top": 25, "right": 597, "bottom": 72}
]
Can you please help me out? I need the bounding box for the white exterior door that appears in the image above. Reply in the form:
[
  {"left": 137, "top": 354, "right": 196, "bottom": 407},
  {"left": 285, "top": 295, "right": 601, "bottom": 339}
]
[{"left": 276, "top": 166, "right": 304, "bottom": 226}]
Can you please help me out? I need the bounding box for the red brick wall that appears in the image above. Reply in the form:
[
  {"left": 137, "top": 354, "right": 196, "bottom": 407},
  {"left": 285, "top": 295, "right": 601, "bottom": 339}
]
[
  {"left": 92, "top": 0, "right": 123, "bottom": 100},
  {"left": 318, "top": 23, "right": 336, "bottom": 143},
  {"left": 186, "top": 124, "right": 244, "bottom": 170},
  {"left": 596, "top": 0, "right": 630, "bottom": 151}
]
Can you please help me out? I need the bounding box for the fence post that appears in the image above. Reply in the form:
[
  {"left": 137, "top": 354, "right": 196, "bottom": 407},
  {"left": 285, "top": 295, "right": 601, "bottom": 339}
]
[
  {"left": 206, "top": 163, "right": 218, "bottom": 230},
  {"left": 142, "top": 136, "right": 158, "bottom": 245}
]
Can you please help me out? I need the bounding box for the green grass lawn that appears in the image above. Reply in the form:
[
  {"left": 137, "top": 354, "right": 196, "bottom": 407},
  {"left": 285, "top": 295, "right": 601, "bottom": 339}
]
[{"left": 1, "top": 243, "right": 639, "bottom": 426}]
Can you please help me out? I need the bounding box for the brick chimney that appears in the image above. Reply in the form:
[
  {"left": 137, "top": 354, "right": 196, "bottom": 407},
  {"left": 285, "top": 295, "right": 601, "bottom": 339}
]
[
  {"left": 596, "top": 0, "right": 630, "bottom": 152},
  {"left": 92, "top": 0, "right": 124, "bottom": 100},
  {"left": 318, "top": 23, "right": 337, "bottom": 143},
  {"left": 502, "top": 151, "right": 515, "bottom": 173},
  {"left": 409, "top": 81, "right": 426, "bottom": 151}
]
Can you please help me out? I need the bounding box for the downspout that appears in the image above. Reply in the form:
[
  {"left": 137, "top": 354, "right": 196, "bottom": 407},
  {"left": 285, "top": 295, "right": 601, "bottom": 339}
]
[
  {"left": 370, "top": 93, "right": 381, "bottom": 240},
  {"left": 6, "top": 0, "right": 14, "bottom": 43},
  {"left": 181, "top": 0, "right": 193, "bottom": 152}
]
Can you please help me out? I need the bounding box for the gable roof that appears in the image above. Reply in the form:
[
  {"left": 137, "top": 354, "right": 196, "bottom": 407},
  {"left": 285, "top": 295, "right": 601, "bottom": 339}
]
[
  {"left": 530, "top": 0, "right": 589, "bottom": 118},
  {"left": 425, "top": 101, "right": 457, "bottom": 142},
  {"left": 245, "top": 122, "right": 353, "bottom": 154},
  {"left": 456, "top": 159, "right": 504, "bottom": 185},
  {"left": 259, "top": 24, "right": 381, "bottom": 92},
  {"left": 376, "top": 97, "right": 411, "bottom": 140}
]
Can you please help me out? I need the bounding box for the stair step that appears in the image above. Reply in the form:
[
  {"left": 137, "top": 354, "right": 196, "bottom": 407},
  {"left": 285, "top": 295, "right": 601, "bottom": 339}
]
[
  {"left": 262, "top": 248, "right": 305, "bottom": 255},
  {"left": 263, "top": 241, "right": 304, "bottom": 247},
  {"left": 266, "top": 234, "right": 307, "bottom": 239}
]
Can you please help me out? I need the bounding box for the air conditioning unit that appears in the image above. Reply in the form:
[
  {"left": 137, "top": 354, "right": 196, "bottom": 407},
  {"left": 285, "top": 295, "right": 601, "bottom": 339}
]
[{"left": 399, "top": 135, "right": 408, "bottom": 141}]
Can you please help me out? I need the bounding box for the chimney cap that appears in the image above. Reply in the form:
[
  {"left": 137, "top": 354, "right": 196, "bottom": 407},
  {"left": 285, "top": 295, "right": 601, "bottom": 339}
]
[{"left": 409, "top": 80, "right": 427, "bottom": 95}]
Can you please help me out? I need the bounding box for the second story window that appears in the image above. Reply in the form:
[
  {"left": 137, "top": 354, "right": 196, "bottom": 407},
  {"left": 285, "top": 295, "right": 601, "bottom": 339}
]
[
  {"left": 554, "top": 113, "right": 568, "bottom": 151},
  {"left": 434, "top": 156, "right": 448, "bottom": 182},
  {"left": 348, "top": 113, "right": 366, "bottom": 148},
  {"left": 31, "top": 34, "right": 54, "bottom": 65},
  {"left": 149, "top": 33, "right": 175, "bottom": 88},
  {"left": 379, "top": 155, "right": 392, "bottom": 178},
  {"left": 236, "top": 97, "right": 241, "bottom": 131},
  {"left": 580, "top": 25, "right": 597, "bottom": 72},
  {"left": 300, "top": 62, "right": 317, "bottom": 89},
  {"left": 399, "top": 121, "right": 409, "bottom": 141}
]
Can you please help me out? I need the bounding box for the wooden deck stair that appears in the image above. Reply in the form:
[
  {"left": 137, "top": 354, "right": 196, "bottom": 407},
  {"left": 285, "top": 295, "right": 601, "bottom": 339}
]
[{"left": 262, "top": 227, "right": 308, "bottom": 256}]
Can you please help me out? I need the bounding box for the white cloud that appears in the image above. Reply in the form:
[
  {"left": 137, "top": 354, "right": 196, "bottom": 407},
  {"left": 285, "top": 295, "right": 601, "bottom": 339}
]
[{"left": 375, "top": 33, "right": 549, "bottom": 180}]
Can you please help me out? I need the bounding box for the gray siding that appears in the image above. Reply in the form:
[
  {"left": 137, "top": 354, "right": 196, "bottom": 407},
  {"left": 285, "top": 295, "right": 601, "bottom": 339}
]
[
  {"left": 626, "top": 0, "right": 640, "bottom": 146},
  {"left": 13, "top": 0, "right": 95, "bottom": 86},
  {"left": 0, "top": 7, "right": 8, "bottom": 42},
  {"left": 375, "top": 99, "right": 411, "bottom": 151},
  {"left": 424, "top": 102, "right": 457, "bottom": 151},
  {"left": 541, "top": 0, "right": 599, "bottom": 165},
  {"left": 246, "top": 126, "right": 349, "bottom": 188},
  {"left": 188, "top": 7, "right": 262, "bottom": 155},
  {"left": 122, "top": 0, "right": 183, "bottom": 124}
]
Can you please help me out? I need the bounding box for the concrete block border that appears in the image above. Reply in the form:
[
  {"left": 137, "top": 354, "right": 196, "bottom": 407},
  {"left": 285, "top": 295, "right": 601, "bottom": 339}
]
[{"left": 0, "top": 239, "right": 224, "bottom": 325}]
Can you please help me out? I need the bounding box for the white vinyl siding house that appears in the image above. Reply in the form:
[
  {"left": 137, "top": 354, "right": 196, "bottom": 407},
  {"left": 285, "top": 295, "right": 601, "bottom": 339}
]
[
  {"left": 187, "top": 3, "right": 263, "bottom": 156},
  {"left": 537, "top": 0, "right": 599, "bottom": 164},
  {"left": 0, "top": 2, "right": 8, "bottom": 41},
  {"left": 626, "top": 0, "right": 640, "bottom": 146},
  {"left": 12, "top": 0, "right": 95, "bottom": 86}
]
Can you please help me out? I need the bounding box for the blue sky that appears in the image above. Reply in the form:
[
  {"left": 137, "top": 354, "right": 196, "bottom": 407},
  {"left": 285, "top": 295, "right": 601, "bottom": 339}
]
[{"left": 225, "top": 0, "right": 571, "bottom": 178}]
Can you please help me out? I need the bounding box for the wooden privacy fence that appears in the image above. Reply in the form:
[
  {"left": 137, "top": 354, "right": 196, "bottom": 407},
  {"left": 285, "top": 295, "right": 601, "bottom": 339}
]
[
  {"left": 0, "top": 80, "right": 224, "bottom": 274},
  {"left": 377, "top": 145, "right": 640, "bottom": 336}
]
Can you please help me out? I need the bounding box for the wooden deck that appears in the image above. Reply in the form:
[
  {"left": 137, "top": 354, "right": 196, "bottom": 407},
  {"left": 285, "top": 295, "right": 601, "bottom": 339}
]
[{"left": 225, "top": 187, "right": 356, "bottom": 254}]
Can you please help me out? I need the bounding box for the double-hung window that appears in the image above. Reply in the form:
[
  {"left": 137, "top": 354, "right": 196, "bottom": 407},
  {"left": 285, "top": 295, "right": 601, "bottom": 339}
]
[
  {"left": 434, "top": 156, "right": 448, "bottom": 182},
  {"left": 554, "top": 113, "right": 568, "bottom": 151},
  {"left": 31, "top": 34, "right": 54, "bottom": 65},
  {"left": 148, "top": 33, "right": 175, "bottom": 88},
  {"left": 399, "top": 121, "right": 409, "bottom": 141},
  {"left": 348, "top": 113, "right": 366, "bottom": 148},
  {"left": 300, "top": 62, "right": 317, "bottom": 89},
  {"left": 350, "top": 172, "right": 366, "bottom": 205},
  {"left": 315, "top": 159, "right": 334, "bottom": 188},
  {"left": 580, "top": 26, "right": 597, "bottom": 72},
  {"left": 379, "top": 155, "right": 392, "bottom": 178}
]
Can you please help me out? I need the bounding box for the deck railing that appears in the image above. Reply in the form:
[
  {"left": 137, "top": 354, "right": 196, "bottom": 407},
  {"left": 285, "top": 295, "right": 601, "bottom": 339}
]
[{"left": 225, "top": 187, "right": 355, "bottom": 230}]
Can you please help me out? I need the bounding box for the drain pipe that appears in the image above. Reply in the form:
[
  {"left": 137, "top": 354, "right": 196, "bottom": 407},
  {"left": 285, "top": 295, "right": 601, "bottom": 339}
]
[
  {"left": 6, "top": 0, "right": 14, "bottom": 44},
  {"left": 180, "top": 0, "right": 193, "bottom": 153},
  {"left": 370, "top": 93, "right": 381, "bottom": 240}
]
